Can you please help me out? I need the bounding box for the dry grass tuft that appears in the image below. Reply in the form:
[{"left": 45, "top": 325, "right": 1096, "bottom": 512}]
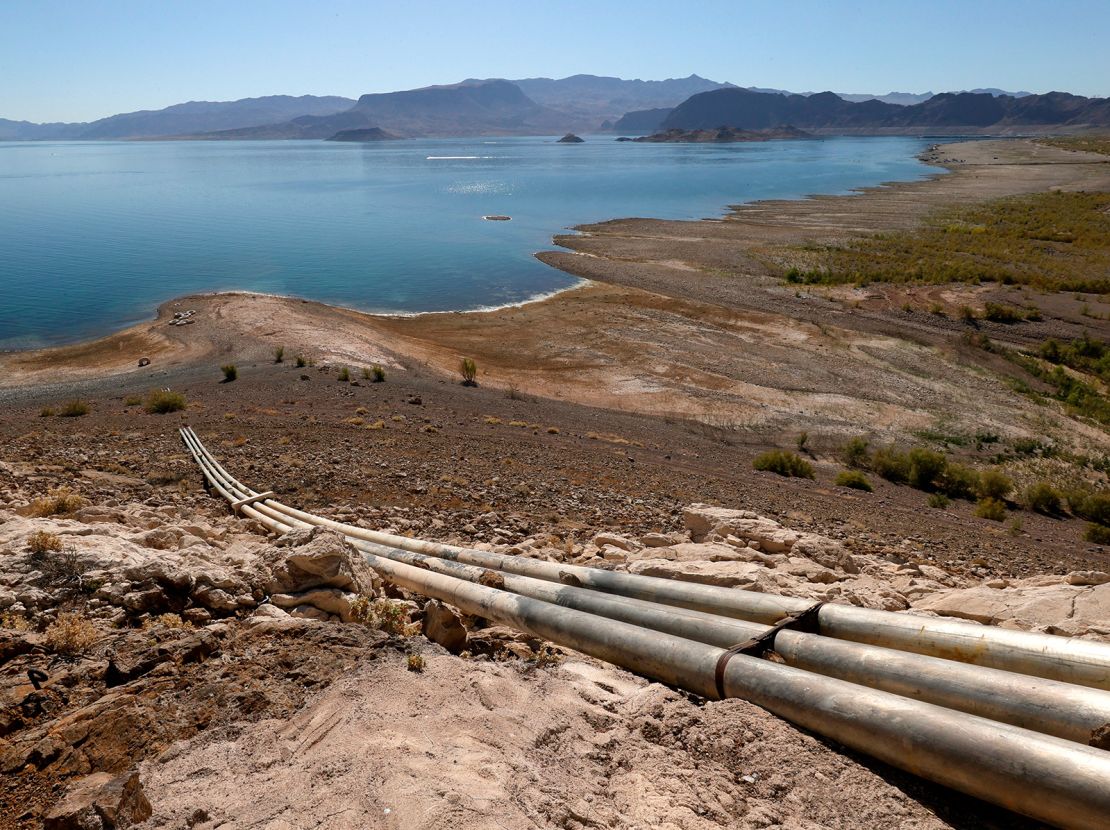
[
  {"left": 29, "top": 487, "right": 88, "bottom": 517},
  {"left": 44, "top": 612, "right": 99, "bottom": 655},
  {"left": 27, "top": 530, "right": 64, "bottom": 555}
]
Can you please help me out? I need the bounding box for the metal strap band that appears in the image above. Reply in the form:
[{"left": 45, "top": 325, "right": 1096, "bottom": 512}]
[
  {"left": 231, "top": 491, "right": 276, "bottom": 514},
  {"left": 714, "top": 602, "right": 825, "bottom": 699}
]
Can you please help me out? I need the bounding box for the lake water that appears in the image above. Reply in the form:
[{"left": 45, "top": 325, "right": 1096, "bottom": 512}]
[{"left": 0, "top": 136, "right": 934, "bottom": 349}]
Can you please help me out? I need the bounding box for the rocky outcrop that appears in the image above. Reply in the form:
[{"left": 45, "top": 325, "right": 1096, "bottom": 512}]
[{"left": 43, "top": 769, "right": 152, "bottom": 829}]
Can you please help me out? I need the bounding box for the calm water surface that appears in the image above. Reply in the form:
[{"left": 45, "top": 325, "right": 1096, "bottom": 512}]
[{"left": 0, "top": 136, "right": 933, "bottom": 349}]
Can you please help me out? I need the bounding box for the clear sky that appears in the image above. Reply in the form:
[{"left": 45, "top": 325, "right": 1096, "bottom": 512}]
[{"left": 2, "top": 0, "right": 1108, "bottom": 122}]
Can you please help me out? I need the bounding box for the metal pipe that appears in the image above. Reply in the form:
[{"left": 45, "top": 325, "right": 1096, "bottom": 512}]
[
  {"left": 182, "top": 427, "right": 1110, "bottom": 745},
  {"left": 181, "top": 428, "right": 1110, "bottom": 828},
  {"left": 181, "top": 427, "right": 1110, "bottom": 691}
]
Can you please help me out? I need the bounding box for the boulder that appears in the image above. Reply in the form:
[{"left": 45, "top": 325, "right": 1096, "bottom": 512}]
[
  {"left": 682, "top": 504, "right": 759, "bottom": 541},
  {"left": 626, "top": 542, "right": 748, "bottom": 564},
  {"left": 1067, "top": 571, "right": 1110, "bottom": 587},
  {"left": 44, "top": 770, "right": 152, "bottom": 829},
  {"left": 792, "top": 534, "right": 859, "bottom": 574},
  {"left": 422, "top": 601, "right": 468, "bottom": 654},
  {"left": 592, "top": 533, "right": 637, "bottom": 552},
  {"left": 627, "top": 559, "right": 765, "bottom": 588},
  {"left": 260, "top": 528, "right": 374, "bottom": 596},
  {"left": 271, "top": 588, "right": 359, "bottom": 622}
]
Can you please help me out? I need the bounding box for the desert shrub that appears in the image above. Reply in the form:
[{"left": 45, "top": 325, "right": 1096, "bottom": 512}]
[
  {"left": 1070, "top": 491, "right": 1110, "bottom": 525},
  {"left": 273, "top": 345, "right": 284, "bottom": 363},
  {"left": 939, "top": 463, "right": 980, "bottom": 500},
  {"left": 1024, "top": 481, "right": 1062, "bottom": 515},
  {"left": 337, "top": 367, "right": 350, "bottom": 382},
  {"left": 460, "top": 357, "right": 478, "bottom": 386},
  {"left": 907, "top": 447, "right": 947, "bottom": 490},
  {"left": 927, "top": 493, "right": 950, "bottom": 509},
  {"left": 351, "top": 596, "right": 418, "bottom": 635},
  {"left": 221, "top": 364, "right": 238, "bottom": 382},
  {"left": 982, "top": 303, "right": 1024, "bottom": 324},
  {"left": 975, "top": 498, "right": 1007, "bottom": 521},
  {"left": 27, "top": 530, "right": 63, "bottom": 556},
  {"left": 1085, "top": 523, "right": 1110, "bottom": 545},
  {"left": 59, "top": 400, "right": 90, "bottom": 417},
  {"left": 39, "top": 407, "right": 54, "bottom": 417},
  {"left": 796, "top": 432, "right": 809, "bottom": 452},
  {"left": 143, "top": 613, "right": 193, "bottom": 630},
  {"left": 753, "top": 450, "right": 814, "bottom": 479},
  {"left": 295, "top": 354, "right": 307, "bottom": 368},
  {"left": 145, "top": 389, "right": 187, "bottom": 413},
  {"left": 124, "top": 395, "right": 142, "bottom": 406},
  {"left": 29, "top": 487, "right": 87, "bottom": 517},
  {"left": 871, "top": 446, "right": 910, "bottom": 483},
  {"left": 370, "top": 364, "right": 385, "bottom": 383},
  {"left": 959, "top": 305, "right": 978, "bottom": 323},
  {"left": 976, "top": 469, "right": 1013, "bottom": 501},
  {"left": 35, "top": 545, "right": 87, "bottom": 587},
  {"left": 842, "top": 436, "right": 870, "bottom": 468},
  {"left": 835, "top": 470, "right": 873, "bottom": 492},
  {"left": 0, "top": 611, "right": 33, "bottom": 631},
  {"left": 44, "top": 612, "right": 99, "bottom": 655},
  {"left": 407, "top": 653, "right": 426, "bottom": 672}
]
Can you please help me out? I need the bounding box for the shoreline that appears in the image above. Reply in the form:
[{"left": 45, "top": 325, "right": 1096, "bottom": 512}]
[
  {"left": 4, "top": 137, "right": 1110, "bottom": 451},
  {"left": 2, "top": 136, "right": 945, "bottom": 356}
]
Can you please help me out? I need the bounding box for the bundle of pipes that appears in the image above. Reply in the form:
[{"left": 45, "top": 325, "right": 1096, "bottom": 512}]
[{"left": 180, "top": 426, "right": 1110, "bottom": 828}]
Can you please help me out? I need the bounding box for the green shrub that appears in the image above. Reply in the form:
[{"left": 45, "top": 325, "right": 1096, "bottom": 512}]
[
  {"left": 460, "top": 357, "right": 478, "bottom": 386},
  {"left": 753, "top": 450, "right": 815, "bottom": 479},
  {"left": 796, "top": 432, "right": 809, "bottom": 452},
  {"left": 907, "top": 447, "right": 946, "bottom": 490},
  {"left": 1085, "top": 523, "right": 1110, "bottom": 545},
  {"left": 928, "top": 493, "right": 950, "bottom": 509},
  {"left": 295, "top": 354, "right": 307, "bottom": 368},
  {"left": 39, "top": 407, "right": 54, "bottom": 417},
  {"left": 842, "top": 436, "right": 870, "bottom": 468},
  {"left": 871, "top": 446, "right": 910, "bottom": 483},
  {"left": 371, "top": 364, "right": 385, "bottom": 382},
  {"left": 982, "top": 303, "right": 1024, "bottom": 323},
  {"left": 337, "top": 367, "right": 350, "bottom": 382},
  {"left": 59, "top": 400, "right": 90, "bottom": 417},
  {"left": 1071, "top": 491, "right": 1110, "bottom": 525},
  {"left": 1024, "top": 481, "right": 1062, "bottom": 515},
  {"left": 939, "top": 463, "right": 980, "bottom": 500},
  {"left": 124, "top": 395, "right": 142, "bottom": 406},
  {"left": 144, "top": 390, "right": 187, "bottom": 414},
  {"left": 273, "top": 345, "right": 284, "bottom": 363},
  {"left": 976, "top": 469, "right": 1013, "bottom": 501},
  {"left": 975, "top": 497, "right": 1007, "bottom": 521},
  {"left": 835, "top": 470, "right": 873, "bottom": 492},
  {"left": 221, "top": 364, "right": 238, "bottom": 382}
]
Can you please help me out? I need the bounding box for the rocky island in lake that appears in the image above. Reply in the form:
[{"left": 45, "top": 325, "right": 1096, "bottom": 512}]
[{"left": 628, "top": 125, "right": 813, "bottom": 143}]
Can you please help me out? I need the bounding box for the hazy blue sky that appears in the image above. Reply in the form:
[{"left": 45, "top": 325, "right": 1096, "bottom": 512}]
[{"left": 2, "top": 0, "right": 1108, "bottom": 122}]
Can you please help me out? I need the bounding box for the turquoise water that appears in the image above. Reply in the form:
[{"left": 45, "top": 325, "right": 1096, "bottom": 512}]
[{"left": 0, "top": 136, "right": 933, "bottom": 349}]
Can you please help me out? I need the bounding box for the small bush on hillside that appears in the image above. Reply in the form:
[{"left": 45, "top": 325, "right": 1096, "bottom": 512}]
[
  {"left": 39, "top": 407, "right": 54, "bottom": 417},
  {"left": 59, "top": 400, "right": 90, "bottom": 417},
  {"left": 221, "top": 364, "right": 238, "bottom": 382},
  {"left": 977, "top": 469, "right": 1013, "bottom": 501},
  {"left": 44, "top": 612, "right": 99, "bottom": 656},
  {"left": 835, "top": 470, "right": 873, "bottom": 492},
  {"left": 407, "top": 653, "right": 426, "bottom": 673},
  {"left": 27, "top": 530, "right": 63, "bottom": 556},
  {"left": 1024, "top": 481, "right": 1062, "bottom": 515},
  {"left": 842, "top": 436, "right": 870, "bottom": 468},
  {"left": 1085, "top": 523, "right": 1110, "bottom": 545},
  {"left": 907, "top": 447, "right": 947, "bottom": 490},
  {"left": 145, "top": 390, "right": 187, "bottom": 414},
  {"left": 337, "top": 367, "right": 350, "bottom": 382},
  {"left": 124, "top": 395, "right": 142, "bottom": 406},
  {"left": 371, "top": 364, "right": 385, "bottom": 382},
  {"left": 939, "top": 462, "right": 980, "bottom": 500},
  {"left": 295, "top": 354, "right": 307, "bottom": 368},
  {"left": 1069, "top": 491, "right": 1110, "bottom": 525},
  {"left": 796, "top": 432, "right": 809, "bottom": 453},
  {"left": 927, "top": 493, "right": 950, "bottom": 509},
  {"left": 975, "top": 497, "right": 1007, "bottom": 521},
  {"left": 753, "top": 450, "right": 815, "bottom": 479},
  {"left": 29, "top": 487, "right": 88, "bottom": 517},
  {"left": 273, "top": 345, "right": 284, "bottom": 363},
  {"left": 460, "top": 357, "right": 478, "bottom": 387},
  {"left": 871, "top": 446, "right": 910, "bottom": 484},
  {"left": 982, "top": 303, "right": 1024, "bottom": 323}
]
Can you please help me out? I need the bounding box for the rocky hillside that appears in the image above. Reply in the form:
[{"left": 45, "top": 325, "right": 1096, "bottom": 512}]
[
  {"left": 2, "top": 463, "right": 1106, "bottom": 828},
  {"left": 651, "top": 88, "right": 1110, "bottom": 134}
]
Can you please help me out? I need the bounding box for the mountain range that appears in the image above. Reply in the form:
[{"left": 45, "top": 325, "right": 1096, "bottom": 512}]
[
  {"left": 0, "top": 75, "right": 1103, "bottom": 141},
  {"left": 0, "top": 95, "right": 354, "bottom": 141}
]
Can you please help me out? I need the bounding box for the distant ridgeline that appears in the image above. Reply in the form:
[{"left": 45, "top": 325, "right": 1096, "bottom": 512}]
[
  {"left": 3, "top": 76, "right": 1108, "bottom": 141},
  {"left": 613, "top": 88, "right": 1110, "bottom": 134}
]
